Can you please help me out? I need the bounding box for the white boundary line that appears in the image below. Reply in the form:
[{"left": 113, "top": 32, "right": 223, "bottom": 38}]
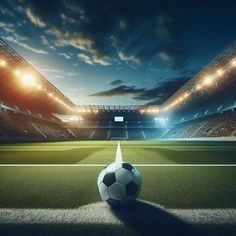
[
  {"left": 1, "top": 203, "right": 236, "bottom": 225},
  {"left": 0, "top": 164, "right": 236, "bottom": 167}
]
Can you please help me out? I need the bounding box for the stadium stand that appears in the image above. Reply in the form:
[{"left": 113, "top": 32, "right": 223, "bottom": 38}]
[
  {"left": 0, "top": 102, "right": 74, "bottom": 142},
  {"left": 1, "top": 38, "right": 236, "bottom": 142},
  {"left": 162, "top": 109, "right": 236, "bottom": 139}
]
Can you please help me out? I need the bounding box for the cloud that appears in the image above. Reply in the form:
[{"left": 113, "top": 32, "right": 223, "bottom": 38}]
[
  {"left": 53, "top": 75, "right": 64, "bottom": 78},
  {"left": 157, "top": 14, "right": 176, "bottom": 44},
  {"left": 67, "top": 72, "right": 78, "bottom": 76},
  {"left": 159, "top": 51, "right": 176, "bottom": 68},
  {"left": 40, "top": 35, "right": 49, "bottom": 45},
  {"left": 90, "top": 85, "right": 144, "bottom": 97},
  {"left": 58, "top": 52, "right": 71, "bottom": 59},
  {"left": 0, "top": 7, "right": 13, "bottom": 17},
  {"left": 60, "top": 13, "right": 77, "bottom": 24},
  {"left": 56, "top": 33, "right": 94, "bottom": 51},
  {"left": 93, "top": 54, "right": 111, "bottom": 66},
  {"left": 4, "top": 36, "right": 48, "bottom": 54},
  {"left": 90, "top": 75, "right": 190, "bottom": 105},
  {"left": 63, "top": 0, "right": 87, "bottom": 21},
  {"left": 25, "top": 7, "right": 46, "bottom": 28},
  {"left": 78, "top": 52, "right": 111, "bottom": 66},
  {"left": 118, "top": 52, "right": 141, "bottom": 65},
  {"left": 8, "top": 0, "right": 189, "bottom": 70},
  {"left": 119, "top": 19, "right": 127, "bottom": 30},
  {"left": 50, "top": 30, "right": 112, "bottom": 65},
  {"left": 0, "top": 21, "right": 15, "bottom": 33},
  {"left": 78, "top": 53, "right": 94, "bottom": 65},
  {"left": 110, "top": 80, "right": 123, "bottom": 86},
  {"left": 38, "top": 68, "right": 64, "bottom": 73}
]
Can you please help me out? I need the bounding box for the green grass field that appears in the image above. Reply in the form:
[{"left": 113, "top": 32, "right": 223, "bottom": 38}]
[{"left": 1, "top": 140, "right": 236, "bottom": 235}]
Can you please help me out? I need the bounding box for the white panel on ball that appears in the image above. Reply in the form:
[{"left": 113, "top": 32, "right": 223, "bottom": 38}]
[
  {"left": 115, "top": 168, "right": 132, "bottom": 185},
  {"left": 97, "top": 169, "right": 106, "bottom": 185},
  {"left": 106, "top": 162, "right": 122, "bottom": 173},
  {"left": 108, "top": 182, "right": 126, "bottom": 201},
  {"left": 98, "top": 182, "right": 109, "bottom": 201}
]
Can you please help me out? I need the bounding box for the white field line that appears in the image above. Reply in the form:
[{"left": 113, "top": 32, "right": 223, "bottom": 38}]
[
  {"left": 1, "top": 202, "right": 236, "bottom": 225},
  {"left": 0, "top": 164, "right": 236, "bottom": 167},
  {"left": 115, "top": 141, "right": 123, "bottom": 163}
]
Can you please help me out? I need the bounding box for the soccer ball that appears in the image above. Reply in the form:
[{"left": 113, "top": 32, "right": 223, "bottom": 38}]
[{"left": 97, "top": 162, "right": 141, "bottom": 207}]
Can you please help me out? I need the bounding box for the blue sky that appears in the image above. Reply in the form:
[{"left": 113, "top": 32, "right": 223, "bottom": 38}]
[{"left": 0, "top": 0, "right": 236, "bottom": 105}]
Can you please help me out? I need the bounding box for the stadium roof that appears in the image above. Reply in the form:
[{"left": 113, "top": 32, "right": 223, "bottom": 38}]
[
  {"left": 0, "top": 38, "right": 75, "bottom": 115},
  {"left": 161, "top": 41, "right": 236, "bottom": 113}
]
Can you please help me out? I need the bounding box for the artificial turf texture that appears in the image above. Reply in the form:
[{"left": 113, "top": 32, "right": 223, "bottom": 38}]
[{"left": 0, "top": 140, "right": 236, "bottom": 209}]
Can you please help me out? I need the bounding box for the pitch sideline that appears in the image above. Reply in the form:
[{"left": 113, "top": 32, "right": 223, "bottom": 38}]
[{"left": 0, "top": 164, "right": 236, "bottom": 167}]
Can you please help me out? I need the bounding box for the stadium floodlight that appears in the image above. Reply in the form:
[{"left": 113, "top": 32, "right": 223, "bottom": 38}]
[
  {"left": 184, "top": 92, "right": 189, "bottom": 98},
  {"left": 231, "top": 59, "right": 236, "bottom": 66},
  {"left": 0, "top": 59, "right": 6, "bottom": 67},
  {"left": 14, "top": 69, "right": 21, "bottom": 76},
  {"left": 217, "top": 69, "right": 224, "bottom": 76},
  {"left": 162, "top": 106, "right": 169, "bottom": 111},
  {"left": 140, "top": 110, "right": 144, "bottom": 114},
  {"left": 37, "top": 84, "right": 42, "bottom": 90},
  {"left": 22, "top": 73, "right": 35, "bottom": 86},
  {"left": 203, "top": 76, "right": 214, "bottom": 86},
  {"left": 196, "top": 84, "right": 202, "bottom": 90}
]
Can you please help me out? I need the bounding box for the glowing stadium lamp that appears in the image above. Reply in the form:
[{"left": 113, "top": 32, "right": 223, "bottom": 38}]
[
  {"left": 0, "top": 60, "right": 6, "bottom": 67},
  {"left": 37, "top": 84, "right": 42, "bottom": 90},
  {"left": 184, "top": 92, "right": 189, "bottom": 98},
  {"left": 22, "top": 73, "right": 35, "bottom": 86},
  {"left": 232, "top": 59, "right": 236, "bottom": 67},
  {"left": 203, "top": 76, "right": 214, "bottom": 86},
  {"left": 196, "top": 84, "right": 202, "bottom": 90},
  {"left": 217, "top": 69, "right": 224, "bottom": 76},
  {"left": 163, "top": 106, "right": 169, "bottom": 112},
  {"left": 14, "top": 69, "right": 21, "bottom": 76}
]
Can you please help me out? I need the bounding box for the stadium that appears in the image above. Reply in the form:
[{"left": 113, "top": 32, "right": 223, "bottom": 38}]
[
  {"left": 1, "top": 39, "right": 236, "bottom": 142},
  {"left": 1, "top": 1, "right": 236, "bottom": 235}
]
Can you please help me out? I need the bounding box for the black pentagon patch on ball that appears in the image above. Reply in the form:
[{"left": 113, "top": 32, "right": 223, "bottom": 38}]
[
  {"left": 122, "top": 163, "right": 134, "bottom": 172},
  {"left": 103, "top": 172, "right": 116, "bottom": 187},
  {"left": 107, "top": 198, "right": 120, "bottom": 207},
  {"left": 126, "top": 181, "right": 138, "bottom": 196}
]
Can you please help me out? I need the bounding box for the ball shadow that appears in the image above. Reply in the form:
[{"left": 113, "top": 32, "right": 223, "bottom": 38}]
[{"left": 110, "top": 200, "right": 200, "bottom": 236}]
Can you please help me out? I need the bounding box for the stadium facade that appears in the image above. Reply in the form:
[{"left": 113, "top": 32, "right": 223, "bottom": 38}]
[{"left": 1, "top": 38, "right": 236, "bottom": 142}]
